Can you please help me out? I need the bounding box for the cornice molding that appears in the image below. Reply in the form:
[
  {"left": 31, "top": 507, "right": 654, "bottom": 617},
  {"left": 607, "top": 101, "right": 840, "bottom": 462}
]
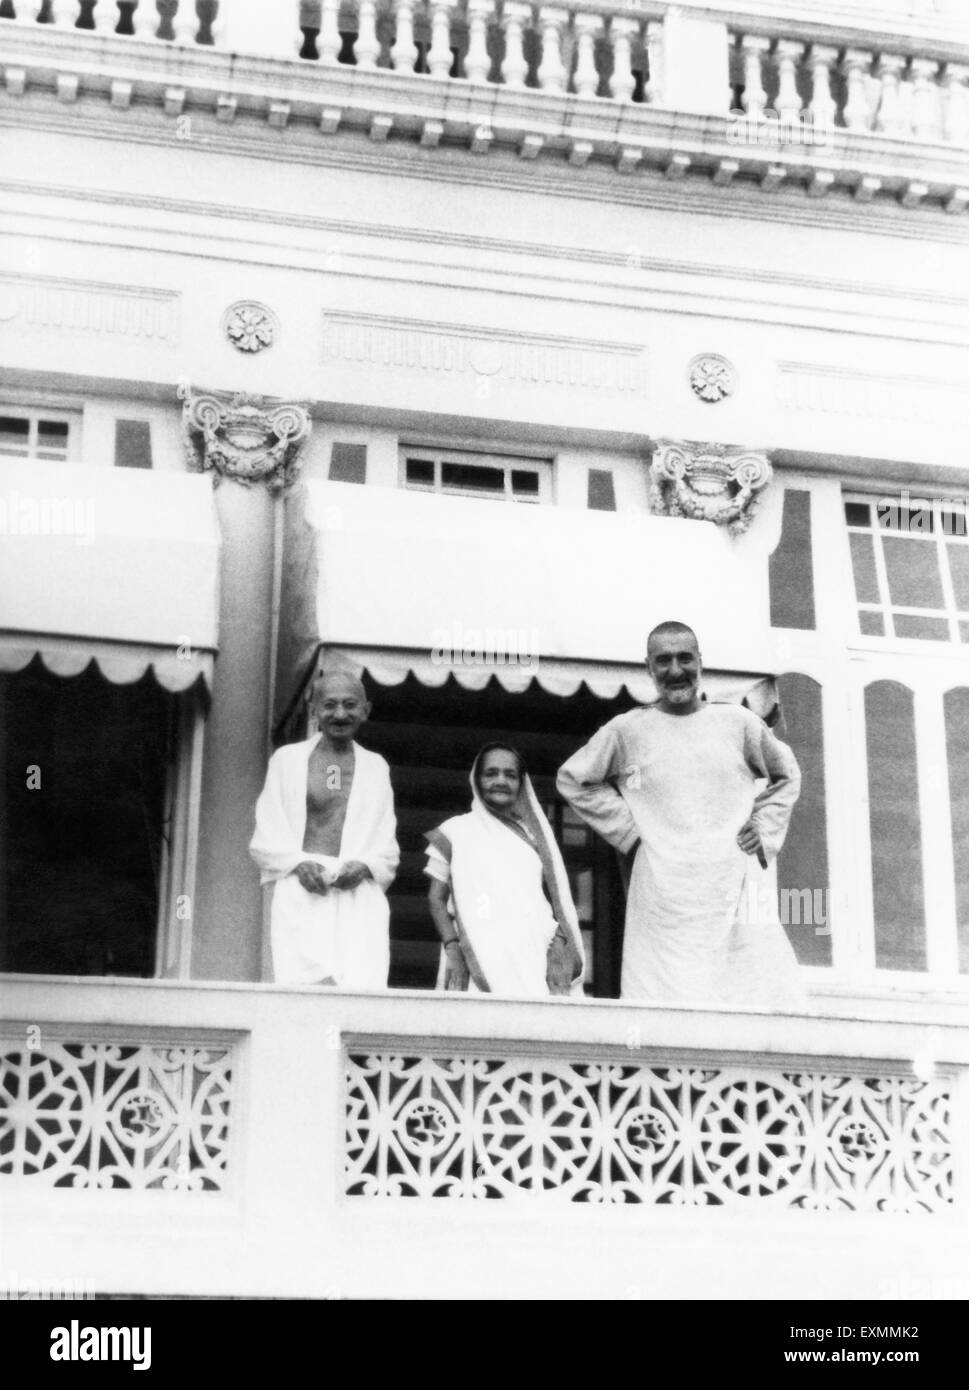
[
  {"left": 1, "top": 22, "right": 969, "bottom": 227},
  {"left": 0, "top": 269, "right": 180, "bottom": 344}
]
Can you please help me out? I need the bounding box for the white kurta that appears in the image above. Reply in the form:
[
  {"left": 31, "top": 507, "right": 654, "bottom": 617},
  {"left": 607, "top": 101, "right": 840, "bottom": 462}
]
[
  {"left": 557, "top": 703, "right": 805, "bottom": 1007},
  {"left": 250, "top": 735, "right": 399, "bottom": 988}
]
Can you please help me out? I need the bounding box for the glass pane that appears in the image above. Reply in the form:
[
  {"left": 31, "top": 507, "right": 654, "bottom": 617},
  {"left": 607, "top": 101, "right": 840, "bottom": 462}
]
[
  {"left": 893, "top": 614, "right": 950, "bottom": 641},
  {"left": 776, "top": 674, "right": 831, "bottom": 967},
  {"left": 37, "top": 419, "right": 69, "bottom": 452},
  {"left": 944, "top": 689, "right": 969, "bottom": 973},
  {"left": 844, "top": 501, "right": 870, "bottom": 527},
  {"left": 849, "top": 533, "right": 880, "bottom": 604},
  {"left": 946, "top": 544, "right": 969, "bottom": 611},
  {"left": 0, "top": 415, "right": 30, "bottom": 455},
  {"left": 881, "top": 536, "right": 944, "bottom": 608},
  {"left": 865, "top": 681, "right": 927, "bottom": 972},
  {"left": 405, "top": 458, "right": 434, "bottom": 487},
  {"left": 858, "top": 610, "right": 885, "bottom": 636},
  {"left": 511, "top": 470, "right": 539, "bottom": 496},
  {"left": 441, "top": 462, "right": 505, "bottom": 493}
]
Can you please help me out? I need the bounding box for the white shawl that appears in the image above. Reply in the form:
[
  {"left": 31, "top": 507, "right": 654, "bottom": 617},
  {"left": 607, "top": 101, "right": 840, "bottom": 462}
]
[{"left": 250, "top": 735, "right": 399, "bottom": 891}]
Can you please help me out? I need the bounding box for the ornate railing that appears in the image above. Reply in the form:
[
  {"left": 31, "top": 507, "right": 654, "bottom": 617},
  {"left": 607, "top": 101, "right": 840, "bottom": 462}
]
[
  {"left": 345, "top": 1048, "right": 953, "bottom": 1209},
  {"left": 1, "top": 978, "right": 967, "bottom": 1296}
]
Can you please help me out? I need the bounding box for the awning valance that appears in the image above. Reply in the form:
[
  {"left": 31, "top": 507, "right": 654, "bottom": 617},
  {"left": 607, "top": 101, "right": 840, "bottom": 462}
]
[
  {"left": 0, "top": 459, "right": 220, "bottom": 691},
  {"left": 0, "top": 634, "right": 213, "bottom": 693},
  {"left": 276, "top": 479, "right": 780, "bottom": 728},
  {"left": 315, "top": 643, "right": 777, "bottom": 716}
]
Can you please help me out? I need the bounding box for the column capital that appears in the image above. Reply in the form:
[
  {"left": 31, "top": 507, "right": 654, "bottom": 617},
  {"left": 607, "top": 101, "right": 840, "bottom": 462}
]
[
  {"left": 649, "top": 438, "right": 771, "bottom": 536},
  {"left": 179, "top": 385, "right": 311, "bottom": 495}
]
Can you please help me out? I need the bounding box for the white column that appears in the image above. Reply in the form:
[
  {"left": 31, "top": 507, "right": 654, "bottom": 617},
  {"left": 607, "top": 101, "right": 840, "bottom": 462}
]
[
  {"left": 390, "top": 0, "right": 419, "bottom": 72},
  {"left": 774, "top": 39, "right": 804, "bottom": 122},
  {"left": 47, "top": 0, "right": 79, "bottom": 27},
  {"left": 943, "top": 62, "right": 969, "bottom": 144},
  {"left": 354, "top": 0, "right": 380, "bottom": 69},
  {"left": 217, "top": 0, "right": 302, "bottom": 58},
  {"left": 536, "top": 7, "right": 567, "bottom": 94},
  {"left": 573, "top": 14, "right": 601, "bottom": 99},
  {"left": 465, "top": 0, "right": 494, "bottom": 84},
  {"left": 808, "top": 44, "right": 838, "bottom": 130},
  {"left": 317, "top": 0, "right": 341, "bottom": 64},
  {"left": 660, "top": 9, "right": 730, "bottom": 116},
  {"left": 643, "top": 19, "right": 662, "bottom": 105},
  {"left": 171, "top": 0, "right": 199, "bottom": 45},
  {"left": 131, "top": 0, "right": 159, "bottom": 39},
  {"left": 914, "top": 685, "right": 959, "bottom": 977},
  {"left": 608, "top": 17, "right": 637, "bottom": 103},
  {"left": 874, "top": 54, "right": 909, "bottom": 136},
  {"left": 910, "top": 58, "right": 941, "bottom": 141},
  {"left": 500, "top": 2, "right": 531, "bottom": 89},
  {"left": 94, "top": 1, "right": 120, "bottom": 35},
  {"left": 740, "top": 35, "right": 770, "bottom": 119},
  {"left": 841, "top": 49, "right": 873, "bottom": 132},
  {"left": 427, "top": 0, "right": 454, "bottom": 80}
]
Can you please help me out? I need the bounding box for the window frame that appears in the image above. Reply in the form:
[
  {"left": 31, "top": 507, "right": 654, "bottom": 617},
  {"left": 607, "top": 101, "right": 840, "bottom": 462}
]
[
  {"left": 398, "top": 445, "right": 553, "bottom": 504},
  {"left": 0, "top": 405, "right": 81, "bottom": 463}
]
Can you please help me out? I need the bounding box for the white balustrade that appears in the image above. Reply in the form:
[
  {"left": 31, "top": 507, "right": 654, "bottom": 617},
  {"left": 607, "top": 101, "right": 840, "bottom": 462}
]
[
  {"left": 131, "top": 0, "right": 159, "bottom": 39},
  {"left": 500, "top": 1, "right": 530, "bottom": 89},
  {"left": 465, "top": 0, "right": 493, "bottom": 84},
  {"left": 171, "top": 0, "right": 200, "bottom": 46},
  {"left": 317, "top": 0, "right": 341, "bottom": 64},
  {"left": 874, "top": 53, "right": 909, "bottom": 136},
  {"left": 94, "top": 0, "right": 121, "bottom": 35},
  {"left": 774, "top": 39, "right": 804, "bottom": 122},
  {"left": 47, "top": 0, "right": 77, "bottom": 27},
  {"left": 739, "top": 35, "right": 770, "bottom": 120},
  {"left": 808, "top": 44, "right": 838, "bottom": 129},
  {"left": 910, "top": 57, "right": 941, "bottom": 141},
  {"left": 390, "top": 0, "right": 418, "bottom": 72},
  {"left": 536, "top": 8, "right": 567, "bottom": 95},
  {"left": 354, "top": 0, "right": 379, "bottom": 68},
  {"left": 943, "top": 63, "right": 969, "bottom": 145},
  {"left": 609, "top": 17, "right": 637, "bottom": 103},
  {"left": 426, "top": 0, "right": 454, "bottom": 79},
  {"left": 842, "top": 48, "right": 874, "bottom": 131},
  {"left": 572, "top": 12, "right": 600, "bottom": 99}
]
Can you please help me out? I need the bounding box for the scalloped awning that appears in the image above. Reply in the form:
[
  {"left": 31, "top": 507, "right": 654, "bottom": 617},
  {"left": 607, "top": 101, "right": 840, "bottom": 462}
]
[{"left": 0, "top": 459, "right": 220, "bottom": 693}]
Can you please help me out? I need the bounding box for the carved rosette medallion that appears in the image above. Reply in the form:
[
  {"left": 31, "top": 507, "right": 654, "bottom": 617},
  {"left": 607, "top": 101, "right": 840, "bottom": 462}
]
[
  {"left": 222, "top": 300, "right": 278, "bottom": 354},
  {"left": 179, "top": 385, "right": 311, "bottom": 493},
  {"left": 649, "top": 439, "right": 772, "bottom": 535},
  {"left": 689, "top": 353, "right": 737, "bottom": 403}
]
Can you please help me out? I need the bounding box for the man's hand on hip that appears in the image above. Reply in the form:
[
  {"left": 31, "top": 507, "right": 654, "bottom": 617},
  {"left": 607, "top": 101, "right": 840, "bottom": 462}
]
[
  {"left": 332, "top": 860, "right": 372, "bottom": 891},
  {"left": 736, "top": 819, "right": 764, "bottom": 857}
]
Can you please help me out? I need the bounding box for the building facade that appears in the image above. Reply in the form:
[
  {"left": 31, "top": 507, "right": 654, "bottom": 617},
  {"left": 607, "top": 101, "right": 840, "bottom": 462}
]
[{"left": 1, "top": 0, "right": 968, "bottom": 1299}]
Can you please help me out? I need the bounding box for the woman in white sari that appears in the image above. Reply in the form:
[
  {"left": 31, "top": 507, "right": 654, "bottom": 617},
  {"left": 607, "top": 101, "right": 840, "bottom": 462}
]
[{"left": 424, "top": 744, "right": 585, "bottom": 998}]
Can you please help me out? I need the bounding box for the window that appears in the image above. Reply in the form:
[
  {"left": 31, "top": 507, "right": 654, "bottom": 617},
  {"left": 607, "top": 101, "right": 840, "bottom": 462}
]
[
  {"left": 844, "top": 492, "right": 969, "bottom": 643},
  {"left": 0, "top": 409, "right": 77, "bottom": 462},
  {"left": 400, "top": 448, "right": 551, "bottom": 503}
]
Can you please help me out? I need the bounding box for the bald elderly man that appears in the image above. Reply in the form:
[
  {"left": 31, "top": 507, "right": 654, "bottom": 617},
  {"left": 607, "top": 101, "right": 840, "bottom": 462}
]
[
  {"left": 251, "top": 671, "right": 399, "bottom": 988},
  {"left": 557, "top": 621, "right": 804, "bottom": 1008}
]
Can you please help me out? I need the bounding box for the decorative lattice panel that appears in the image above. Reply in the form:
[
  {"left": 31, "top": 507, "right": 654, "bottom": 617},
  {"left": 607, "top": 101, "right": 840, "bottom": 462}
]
[
  {"left": 345, "top": 1055, "right": 952, "bottom": 1211},
  {"left": 0, "top": 1041, "right": 235, "bottom": 1191}
]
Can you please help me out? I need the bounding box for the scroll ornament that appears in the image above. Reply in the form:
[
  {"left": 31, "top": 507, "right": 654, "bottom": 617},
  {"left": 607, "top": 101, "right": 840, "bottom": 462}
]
[
  {"left": 649, "top": 441, "right": 772, "bottom": 536},
  {"left": 179, "top": 385, "right": 310, "bottom": 494}
]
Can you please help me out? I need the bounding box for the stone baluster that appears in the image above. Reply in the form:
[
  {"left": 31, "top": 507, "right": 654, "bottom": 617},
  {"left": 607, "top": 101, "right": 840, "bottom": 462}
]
[
  {"left": 129, "top": 0, "right": 157, "bottom": 38},
  {"left": 842, "top": 49, "right": 874, "bottom": 131},
  {"left": 874, "top": 54, "right": 908, "bottom": 136},
  {"left": 93, "top": 0, "right": 121, "bottom": 34},
  {"left": 909, "top": 58, "right": 940, "bottom": 141},
  {"left": 317, "top": 0, "right": 341, "bottom": 63},
  {"left": 739, "top": 35, "right": 770, "bottom": 119},
  {"left": 643, "top": 20, "right": 662, "bottom": 105},
  {"left": 536, "top": 7, "right": 567, "bottom": 94},
  {"left": 352, "top": 0, "right": 379, "bottom": 68},
  {"left": 573, "top": 14, "right": 601, "bottom": 99},
  {"left": 171, "top": 0, "right": 199, "bottom": 45},
  {"left": 47, "top": 0, "right": 78, "bottom": 27},
  {"left": 942, "top": 63, "right": 969, "bottom": 145},
  {"left": 427, "top": 0, "right": 455, "bottom": 79},
  {"left": 500, "top": 2, "right": 531, "bottom": 89},
  {"left": 390, "top": 0, "right": 419, "bottom": 72},
  {"left": 16, "top": 1, "right": 44, "bottom": 21},
  {"left": 773, "top": 39, "right": 804, "bottom": 123},
  {"left": 609, "top": 17, "right": 638, "bottom": 103},
  {"left": 808, "top": 44, "right": 838, "bottom": 130},
  {"left": 465, "top": 0, "right": 493, "bottom": 83}
]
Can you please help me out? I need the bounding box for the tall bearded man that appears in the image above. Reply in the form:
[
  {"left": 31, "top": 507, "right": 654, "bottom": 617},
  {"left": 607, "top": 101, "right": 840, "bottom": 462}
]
[
  {"left": 250, "top": 671, "right": 399, "bottom": 988},
  {"left": 556, "top": 622, "right": 805, "bottom": 1007}
]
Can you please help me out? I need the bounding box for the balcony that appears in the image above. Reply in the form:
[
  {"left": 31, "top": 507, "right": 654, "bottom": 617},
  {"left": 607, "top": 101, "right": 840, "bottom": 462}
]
[
  {"left": 2, "top": 975, "right": 967, "bottom": 1298},
  {"left": 2, "top": 0, "right": 968, "bottom": 213}
]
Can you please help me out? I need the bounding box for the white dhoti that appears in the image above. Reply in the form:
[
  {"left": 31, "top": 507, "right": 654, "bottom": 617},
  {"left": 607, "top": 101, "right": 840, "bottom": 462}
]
[
  {"left": 270, "top": 853, "right": 391, "bottom": 989},
  {"left": 250, "top": 736, "right": 399, "bottom": 989}
]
